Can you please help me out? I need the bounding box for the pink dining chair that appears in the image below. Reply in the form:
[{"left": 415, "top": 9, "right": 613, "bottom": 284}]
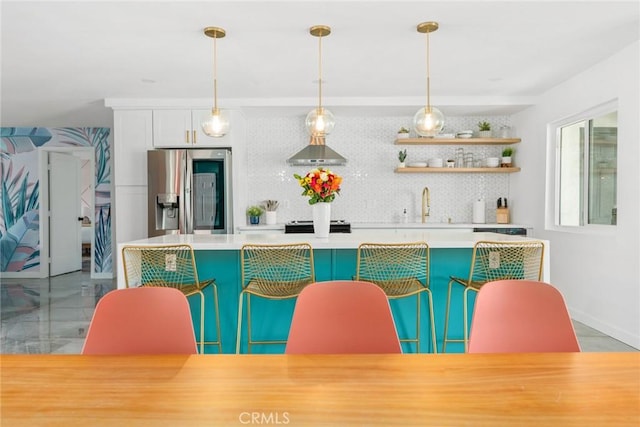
[
  {"left": 82, "top": 287, "right": 198, "bottom": 355},
  {"left": 467, "top": 280, "right": 580, "bottom": 353},
  {"left": 285, "top": 280, "right": 402, "bottom": 354}
]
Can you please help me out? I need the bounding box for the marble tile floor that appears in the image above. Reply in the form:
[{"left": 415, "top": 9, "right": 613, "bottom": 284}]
[{"left": 1, "top": 270, "right": 637, "bottom": 354}]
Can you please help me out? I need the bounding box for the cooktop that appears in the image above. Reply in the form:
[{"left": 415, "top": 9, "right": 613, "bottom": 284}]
[{"left": 284, "top": 220, "right": 351, "bottom": 234}]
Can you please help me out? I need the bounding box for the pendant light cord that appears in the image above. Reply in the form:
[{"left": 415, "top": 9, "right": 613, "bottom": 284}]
[
  {"left": 425, "top": 30, "right": 431, "bottom": 113},
  {"left": 213, "top": 34, "right": 218, "bottom": 113},
  {"left": 318, "top": 34, "right": 323, "bottom": 111}
]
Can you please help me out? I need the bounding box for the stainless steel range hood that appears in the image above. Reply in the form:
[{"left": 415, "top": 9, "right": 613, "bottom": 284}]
[{"left": 287, "top": 135, "right": 347, "bottom": 166}]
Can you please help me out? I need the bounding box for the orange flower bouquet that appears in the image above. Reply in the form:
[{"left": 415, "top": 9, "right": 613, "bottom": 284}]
[{"left": 293, "top": 167, "right": 342, "bottom": 205}]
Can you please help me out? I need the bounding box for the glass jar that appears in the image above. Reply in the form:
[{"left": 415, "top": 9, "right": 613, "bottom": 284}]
[
  {"left": 455, "top": 148, "right": 464, "bottom": 168},
  {"left": 499, "top": 125, "right": 511, "bottom": 139}
]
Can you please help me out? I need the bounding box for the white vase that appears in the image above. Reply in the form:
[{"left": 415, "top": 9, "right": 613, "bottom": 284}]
[
  {"left": 312, "top": 202, "right": 331, "bottom": 238},
  {"left": 265, "top": 211, "right": 277, "bottom": 225}
]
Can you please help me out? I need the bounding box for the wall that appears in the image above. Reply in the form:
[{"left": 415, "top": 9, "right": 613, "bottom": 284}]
[
  {"left": 0, "top": 127, "right": 113, "bottom": 275},
  {"left": 511, "top": 41, "right": 640, "bottom": 348},
  {"left": 243, "top": 115, "right": 515, "bottom": 225}
]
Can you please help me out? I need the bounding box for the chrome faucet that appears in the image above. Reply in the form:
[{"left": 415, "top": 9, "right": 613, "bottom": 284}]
[{"left": 422, "top": 187, "right": 430, "bottom": 223}]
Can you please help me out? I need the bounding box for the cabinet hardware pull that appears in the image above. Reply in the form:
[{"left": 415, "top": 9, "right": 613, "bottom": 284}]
[
  {"left": 193, "top": 130, "right": 197, "bottom": 144},
  {"left": 185, "top": 130, "right": 190, "bottom": 144}
]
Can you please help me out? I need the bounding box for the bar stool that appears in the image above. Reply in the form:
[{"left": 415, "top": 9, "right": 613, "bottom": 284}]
[
  {"left": 442, "top": 240, "right": 545, "bottom": 352},
  {"left": 355, "top": 242, "right": 437, "bottom": 353},
  {"left": 236, "top": 243, "right": 315, "bottom": 353},
  {"left": 121, "top": 244, "right": 222, "bottom": 354}
]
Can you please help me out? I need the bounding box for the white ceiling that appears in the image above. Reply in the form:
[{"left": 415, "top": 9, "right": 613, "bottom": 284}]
[{"left": 1, "top": 0, "right": 638, "bottom": 127}]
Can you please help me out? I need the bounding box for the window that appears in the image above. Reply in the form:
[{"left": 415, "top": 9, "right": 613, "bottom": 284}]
[{"left": 555, "top": 103, "right": 617, "bottom": 228}]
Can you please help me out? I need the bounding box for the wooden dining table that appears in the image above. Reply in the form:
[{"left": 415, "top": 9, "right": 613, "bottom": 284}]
[{"left": 1, "top": 352, "right": 638, "bottom": 426}]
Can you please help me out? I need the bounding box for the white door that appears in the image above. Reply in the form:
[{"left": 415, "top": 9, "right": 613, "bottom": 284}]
[{"left": 49, "top": 152, "right": 82, "bottom": 276}]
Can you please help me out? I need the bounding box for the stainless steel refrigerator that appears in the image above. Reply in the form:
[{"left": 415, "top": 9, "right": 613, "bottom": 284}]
[{"left": 147, "top": 149, "right": 232, "bottom": 236}]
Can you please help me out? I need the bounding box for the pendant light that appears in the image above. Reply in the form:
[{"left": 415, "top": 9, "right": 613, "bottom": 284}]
[
  {"left": 202, "top": 26, "right": 229, "bottom": 138},
  {"left": 305, "top": 25, "right": 335, "bottom": 139},
  {"left": 413, "top": 21, "right": 444, "bottom": 137}
]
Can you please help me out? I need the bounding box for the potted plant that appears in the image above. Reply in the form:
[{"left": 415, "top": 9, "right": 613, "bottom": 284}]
[
  {"left": 501, "top": 147, "right": 514, "bottom": 167},
  {"left": 246, "top": 205, "right": 264, "bottom": 225},
  {"left": 398, "top": 149, "right": 407, "bottom": 168},
  {"left": 477, "top": 121, "right": 492, "bottom": 138},
  {"left": 397, "top": 127, "right": 410, "bottom": 139},
  {"left": 262, "top": 200, "right": 279, "bottom": 225}
]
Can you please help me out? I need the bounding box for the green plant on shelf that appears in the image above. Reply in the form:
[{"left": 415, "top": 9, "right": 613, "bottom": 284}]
[
  {"left": 478, "top": 121, "right": 491, "bottom": 131},
  {"left": 398, "top": 149, "right": 407, "bottom": 163},
  {"left": 502, "top": 147, "right": 514, "bottom": 157}
]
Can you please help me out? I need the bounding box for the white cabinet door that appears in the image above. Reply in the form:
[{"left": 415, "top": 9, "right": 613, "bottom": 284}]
[
  {"left": 114, "top": 186, "right": 147, "bottom": 280},
  {"left": 191, "top": 109, "right": 233, "bottom": 147},
  {"left": 114, "top": 110, "right": 153, "bottom": 186},
  {"left": 152, "top": 109, "right": 193, "bottom": 147},
  {"left": 114, "top": 186, "right": 148, "bottom": 245}
]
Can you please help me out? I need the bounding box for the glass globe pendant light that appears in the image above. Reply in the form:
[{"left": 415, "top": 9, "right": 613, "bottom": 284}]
[
  {"left": 305, "top": 25, "right": 335, "bottom": 139},
  {"left": 413, "top": 21, "right": 444, "bottom": 137},
  {"left": 202, "top": 26, "right": 230, "bottom": 138}
]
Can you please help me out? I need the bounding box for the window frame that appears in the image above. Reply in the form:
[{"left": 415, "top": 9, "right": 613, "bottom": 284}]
[{"left": 547, "top": 100, "right": 618, "bottom": 234}]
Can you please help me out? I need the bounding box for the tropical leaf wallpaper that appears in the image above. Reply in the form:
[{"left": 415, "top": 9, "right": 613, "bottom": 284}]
[{"left": 0, "top": 127, "right": 112, "bottom": 274}]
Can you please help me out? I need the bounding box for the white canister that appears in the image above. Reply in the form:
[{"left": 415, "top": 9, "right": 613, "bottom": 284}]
[
  {"left": 265, "top": 211, "right": 277, "bottom": 225},
  {"left": 472, "top": 199, "right": 486, "bottom": 224}
]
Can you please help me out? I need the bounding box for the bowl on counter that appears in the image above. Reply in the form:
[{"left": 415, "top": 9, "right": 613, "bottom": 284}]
[
  {"left": 407, "top": 161, "right": 427, "bottom": 168},
  {"left": 486, "top": 157, "right": 500, "bottom": 168}
]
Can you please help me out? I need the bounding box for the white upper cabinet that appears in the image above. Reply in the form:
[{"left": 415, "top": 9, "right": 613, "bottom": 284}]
[
  {"left": 113, "top": 109, "right": 153, "bottom": 186},
  {"left": 152, "top": 109, "right": 191, "bottom": 147},
  {"left": 153, "top": 109, "right": 233, "bottom": 147}
]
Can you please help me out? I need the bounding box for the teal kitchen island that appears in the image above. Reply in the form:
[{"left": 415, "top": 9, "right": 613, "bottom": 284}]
[{"left": 117, "top": 230, "right": 550, "bottom": 354}]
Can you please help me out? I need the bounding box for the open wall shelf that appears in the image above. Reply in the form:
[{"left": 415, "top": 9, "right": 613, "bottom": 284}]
[
  {"left": 395, "top": 137, "right": 521, "bottom": 145},
  {"left": 395, "top": 167, "right": 521, "bottom": 174}
]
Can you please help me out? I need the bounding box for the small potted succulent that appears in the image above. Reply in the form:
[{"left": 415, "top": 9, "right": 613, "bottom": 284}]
[
  {"left": 397, "top": 127, "right": 410, "bottom": 139},
  {"left": 501, "top": 147, "right": 514, "bottom": 167},
  {"left": 246, "top": 205, "right": 264, "bottom": 225},
  {"left": 477, "top": 121, "right": 492, "bottom": 138},
  {"left": 398, "top": 149, "right": 407, "bottom": 168}
]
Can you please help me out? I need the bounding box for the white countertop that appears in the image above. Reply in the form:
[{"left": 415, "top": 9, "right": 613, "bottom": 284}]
[
  {"left": 120, "top": 229, "right": 543, "bottom": 250},
  {"left": 236, "top": 222, "right": 531, "bottom": 233},
  {"left": 349, "top": 222, "right": 531, "bottom": 230}
]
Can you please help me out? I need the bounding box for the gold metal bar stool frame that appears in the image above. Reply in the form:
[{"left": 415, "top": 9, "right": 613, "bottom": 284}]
[
  {"left": 236, "top": 243, "right": 315, "bottom": 354},
  {"left": 442, "top": 240, "right": 545, "bottom": 352},
  {"left": 356, "top": 241, "right": 437, "bottom": 353},
  {"left": 121, "top": 244, "right": 222, "bottom": 354}
]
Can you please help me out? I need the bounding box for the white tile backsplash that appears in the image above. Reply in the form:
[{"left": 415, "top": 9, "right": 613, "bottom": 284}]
[{"left": 246, "top": 115, "right": 512, "bottom": 224}]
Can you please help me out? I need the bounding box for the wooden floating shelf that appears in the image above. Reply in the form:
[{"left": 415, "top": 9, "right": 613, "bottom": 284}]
[
  {"left": 395, "top": 167, "right": 521, "bottom": 173},
  {"left": 395, "top": 137, "right": 521, "bottom": 145}
]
